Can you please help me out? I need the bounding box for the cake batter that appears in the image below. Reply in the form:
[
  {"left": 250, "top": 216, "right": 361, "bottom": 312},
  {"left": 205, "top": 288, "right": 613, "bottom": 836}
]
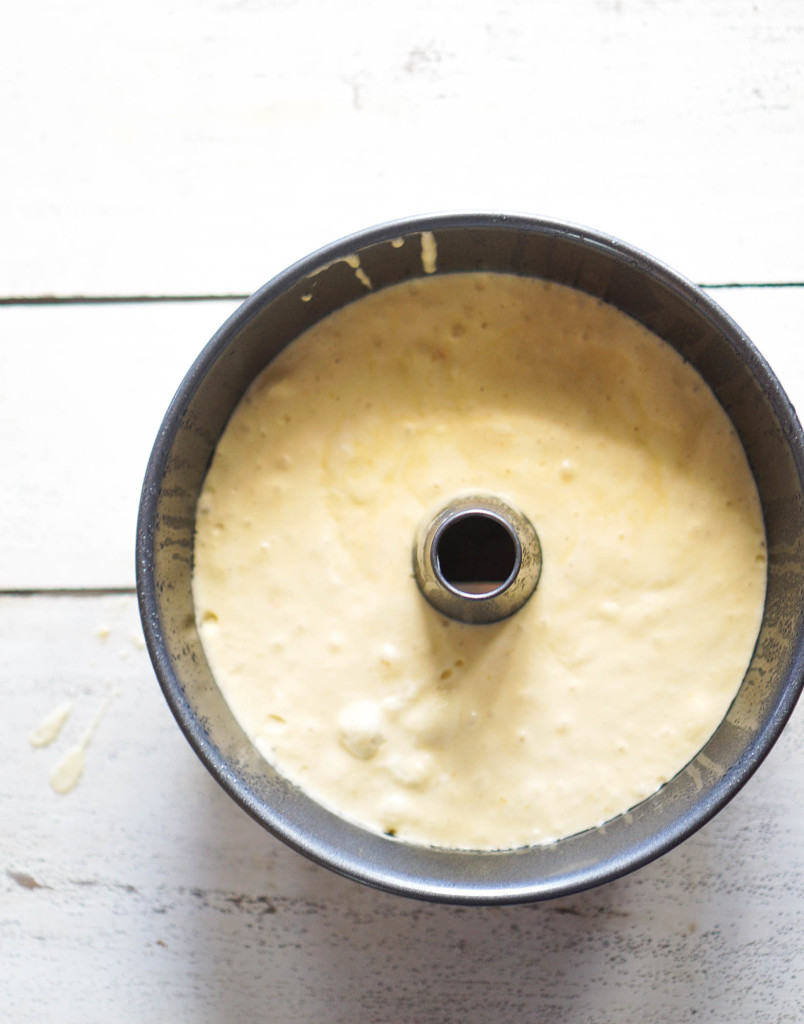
[{"left": 192, "top": 272, "right": 766, "bottom": 849}]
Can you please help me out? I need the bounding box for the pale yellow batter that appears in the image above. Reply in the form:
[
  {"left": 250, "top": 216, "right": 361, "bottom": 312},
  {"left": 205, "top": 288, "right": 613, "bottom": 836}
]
[{"left": 192, "top": 272, "right": 767, "bottom": 850}]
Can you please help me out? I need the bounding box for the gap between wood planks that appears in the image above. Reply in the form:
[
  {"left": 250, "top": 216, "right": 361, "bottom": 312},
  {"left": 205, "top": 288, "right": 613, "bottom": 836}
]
[
  {"left": 0, "top": 294, "right": 249, "bottom": 306},
  {"left": 1, "top": 588, "right": 137, "bottom": 597},
  {"left": 1, "top": 283, "right": 804, "bottom": 306}
]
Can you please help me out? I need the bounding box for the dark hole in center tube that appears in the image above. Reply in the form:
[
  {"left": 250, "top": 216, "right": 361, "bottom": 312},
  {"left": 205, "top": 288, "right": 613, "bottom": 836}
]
[{"left": 434, "top": 513, "right": 518, "bottom": 595}]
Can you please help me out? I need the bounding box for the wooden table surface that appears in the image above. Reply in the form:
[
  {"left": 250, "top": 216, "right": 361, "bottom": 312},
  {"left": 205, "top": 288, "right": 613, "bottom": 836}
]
[{"left": 3, "top": 1, "right": 804, "bottom": 1020}]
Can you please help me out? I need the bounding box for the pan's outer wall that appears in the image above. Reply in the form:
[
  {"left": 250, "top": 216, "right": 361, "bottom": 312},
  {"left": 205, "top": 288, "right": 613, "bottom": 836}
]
[{"left": 136, "top": 214, "right": 804, "bottom": 904}]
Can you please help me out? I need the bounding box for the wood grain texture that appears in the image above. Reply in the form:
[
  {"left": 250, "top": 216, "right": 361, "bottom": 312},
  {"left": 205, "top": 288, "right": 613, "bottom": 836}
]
[
  {"left": 2, "top": 595, "right": 804, "bottom": 1023},
  {"left": 4, "top": 1, "right": 804, "bottom": 1018},
  {"left": 2, "top": 0, "right": 803, "bottom": 297}
]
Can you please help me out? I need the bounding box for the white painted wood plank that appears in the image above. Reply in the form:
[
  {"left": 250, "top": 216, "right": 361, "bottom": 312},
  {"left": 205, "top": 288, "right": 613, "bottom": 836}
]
[
  {"left": 0, "top": 300, "right": 239, "bottom": 591},
  {"left": 2, "top": 287, "right": 803, "bottom": 591},
  {"left": 710, "top": 287, "right": 804, "bottom": 417},
  {"left": 2, "top": 593, "right": 804, "bottom": 1022},
  {"left": 1, "top": 0, "right": 802, "bottom": 296}
]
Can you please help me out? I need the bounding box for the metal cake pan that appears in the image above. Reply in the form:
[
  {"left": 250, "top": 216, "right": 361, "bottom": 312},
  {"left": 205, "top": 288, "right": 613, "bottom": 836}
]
[{"left": 137, "top": 213, "right": 804, "bottom": 904}]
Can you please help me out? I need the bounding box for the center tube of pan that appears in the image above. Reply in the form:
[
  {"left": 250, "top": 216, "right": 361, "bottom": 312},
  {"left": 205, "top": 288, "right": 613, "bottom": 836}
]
[{"left": 413, "top": 494, "right": 542, "bottom": 624}]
